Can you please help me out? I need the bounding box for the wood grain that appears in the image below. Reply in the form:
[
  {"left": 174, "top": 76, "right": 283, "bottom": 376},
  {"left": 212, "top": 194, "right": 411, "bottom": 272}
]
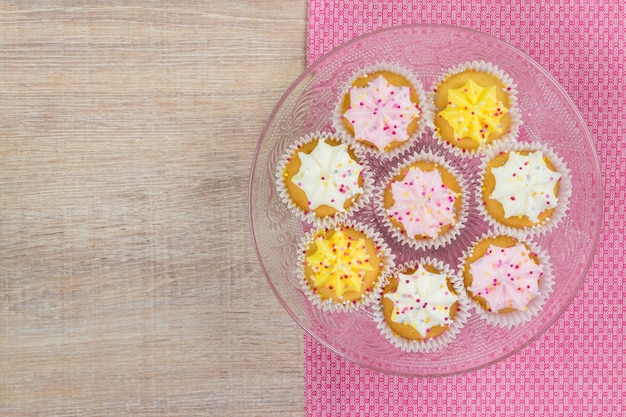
[{"left": 1, "top": 1, "right": 307, "bottom": 415}]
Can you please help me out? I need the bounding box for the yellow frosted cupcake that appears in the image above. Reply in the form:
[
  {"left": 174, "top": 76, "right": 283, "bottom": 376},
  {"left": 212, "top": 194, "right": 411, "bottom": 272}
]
[
  {"left": 298, "top": 221, "right": 394, "bottom": 312},
  {"left": 432, "top": 61, "right": 521, "bottom": 157}
]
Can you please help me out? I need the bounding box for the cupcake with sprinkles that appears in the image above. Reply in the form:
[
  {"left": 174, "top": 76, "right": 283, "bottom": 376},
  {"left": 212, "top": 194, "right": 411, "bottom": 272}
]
[
  {"left": 477, "top": 141, "right": 571, "bottom": 238},
  {"left": 298, "top": 220, "right": 395, "bottom": 312},
  {"left": 431, "top": 60, "right": 521, "bottom": 157},
  {"left": 333, "top": 62, "right": 432, "bottom": 159},
  {"left": 459, "top": 232, "right": 554, "bottom": 328},
  {"left": 374, "top": 257, "right": 470, "bottom": 352},
  {"left": 276, "top": 131, "right": 373, "bottom": 227},
  {"left": 376, "top": 151, "right": 468, "bottom": 250}
]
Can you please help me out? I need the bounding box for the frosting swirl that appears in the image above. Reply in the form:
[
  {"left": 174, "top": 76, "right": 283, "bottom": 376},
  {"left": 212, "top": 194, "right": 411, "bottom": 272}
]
[
  {"left": 490, "top": 151, "right": 561, "bottom": 222},
  {"left": 468, "top": 243, "right": 542, "bottom": 312},
  {"left": 343, "top": 75, "right": 420, "bottom": 151},
  {"left": 292, "top": 140, "right": 364, "bottom": 212},
  {"left": 385, "top": 264, "right": 458, "bottom": 337},
  {"left": 306, "top": 229, "right": 374, "bottom": 299},
  {"left": 386, "top": 166, "right": 458, "bottom": 238},
  {"left": 439, "top": 78, "right": 508, "bottom": 145}
]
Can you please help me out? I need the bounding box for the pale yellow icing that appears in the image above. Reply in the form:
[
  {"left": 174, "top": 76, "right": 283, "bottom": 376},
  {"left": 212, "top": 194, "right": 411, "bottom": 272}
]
[
  {"left": 439, "top": 78, "right": 508, "bottom": 145},
  {"left": 306, "top": 230, "right": 374, "bottom": 299}
]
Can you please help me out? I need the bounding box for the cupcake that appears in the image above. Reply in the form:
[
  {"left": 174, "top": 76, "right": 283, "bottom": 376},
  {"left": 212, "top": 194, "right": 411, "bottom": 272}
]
[
  {"left": 459, "top": 233, "right": 554, "bottom": 328},
  {"left": 298, "top": 221, "right": 394, "bottom": 312},
  {"left": 374, "top": 258, "right": 469, "bottom": 352},
  {"left": 276, "top": 132, "right": 372, "bottom": 227},
  {"left": 333, "top": 62, "right": 431, "bottom": 158},
  {"left": 377, "top": 151, "right": 467, "bottom": 250},
  {"left": 477, "top": 141, "right": 571, "bottom": 238},
  {"left": 431, "top": 61, "right": 521, "bottom": 157}
]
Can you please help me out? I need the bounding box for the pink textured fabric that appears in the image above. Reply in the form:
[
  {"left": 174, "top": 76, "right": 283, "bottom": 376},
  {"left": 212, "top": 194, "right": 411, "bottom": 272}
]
[{"left": 305, "top": 1, "right": 625, "bottom": 416}]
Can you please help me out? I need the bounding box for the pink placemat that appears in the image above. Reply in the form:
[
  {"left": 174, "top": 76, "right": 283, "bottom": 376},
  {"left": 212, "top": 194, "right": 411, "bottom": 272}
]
[{"left": 305, "top": 1, "right": 624, "bottom": 415}]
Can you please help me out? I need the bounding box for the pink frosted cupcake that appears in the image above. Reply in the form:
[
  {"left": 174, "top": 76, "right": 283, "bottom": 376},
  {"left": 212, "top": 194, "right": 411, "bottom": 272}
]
[
  {"left": 459, "top": 233, "right": 554, "bottom": 328},
  {"left": 333, "top": 62, "right": 432, "bottom": 159},
  {"left": 376, "top": 151, "right": 468, "bottom": 250}
]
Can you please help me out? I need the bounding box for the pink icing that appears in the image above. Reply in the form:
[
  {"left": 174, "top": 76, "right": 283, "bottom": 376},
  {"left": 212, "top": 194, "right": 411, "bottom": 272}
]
[
  {"left": 386, "top": 166, "right": 458, "bottom": 238},
  {"left": 343, "top": 74, "right": 420, "bottom": 151},
  {"left": 468, "top": 243, "right": 543, "bottom": 312}
]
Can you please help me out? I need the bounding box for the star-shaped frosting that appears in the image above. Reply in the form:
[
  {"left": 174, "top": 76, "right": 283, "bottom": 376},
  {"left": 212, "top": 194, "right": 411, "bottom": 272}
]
[
  {"left": 292, "top": 140, "right": 364, "bottom": 212},
  {"left": 306, "top": 230, "right": 374, "bottom": 299},
  {"left": 490, "top": 151, "right": 561, "bottom": 222},
  {"left": 386, "top": 166, "right": 458, "bottom": 238},
  {"left": 343, "top": 75, "right": 420, "bottom": 151},
  {"left": 468, "top": 243, "right": 543, "bottom": 312},
  {"left": 439, "top": 78, "right": 508, "bottom": 144},
  {"left": 385, "top": 264, "right": 458, "bottom": 337}
]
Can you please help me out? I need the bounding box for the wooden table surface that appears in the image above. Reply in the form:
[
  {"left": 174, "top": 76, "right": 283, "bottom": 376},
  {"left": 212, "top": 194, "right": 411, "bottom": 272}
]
[{"left": 1, "top": 2, "right": 307, "bottom": 415}]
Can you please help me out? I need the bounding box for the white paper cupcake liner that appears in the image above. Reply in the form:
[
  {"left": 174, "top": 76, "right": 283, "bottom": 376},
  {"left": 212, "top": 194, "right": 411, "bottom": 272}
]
[
  {"left": 475, "top": 141, "right": 572, "bottom": 240},
  {"left": 375, "top": 150, "right": 469, "bottom": 250},
  {"left": 275, "top": 131, "right": 374, "bottom": 229},
  {"left": 296, "top": 219, "right": 396, "bottom": 313},
  {"left": 331, "top": 61, "right": 434, "bottom": 160},
  {"left": 458, "top": 232, "right": 555, "bottom": 328},
  {"left": 430, "top": 60, "right": 522, "bottom": 159},
  {"left": 373, "top": 257, "right": 470, "bottom": 353}
]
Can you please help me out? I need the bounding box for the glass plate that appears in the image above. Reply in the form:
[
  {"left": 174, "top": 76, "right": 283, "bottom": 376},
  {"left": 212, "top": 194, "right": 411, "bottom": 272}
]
[{"left": 249, "top": 24, "right": 602, "bottom": 376}]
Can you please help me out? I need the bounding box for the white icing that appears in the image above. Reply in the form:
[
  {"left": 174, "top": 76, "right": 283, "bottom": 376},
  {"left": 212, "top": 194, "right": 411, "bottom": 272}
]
[
  {"left": 490, "top": 151, "right": 561, "bottom": 222},
  {"left": 292, "top": 140, "right": 364, "bottom": 212},
  {"left": 385, "top": 264, "right": 458, "bottom": 337}
]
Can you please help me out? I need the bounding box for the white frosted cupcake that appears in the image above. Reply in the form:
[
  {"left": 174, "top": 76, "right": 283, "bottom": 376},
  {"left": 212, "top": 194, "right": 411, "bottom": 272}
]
[
  {"left": 276, "top": 131, "right": 373, "bottom": 228},
  {"left": 333, "top": 62, "right": 433, "bottom": 159},
  {"left": 297, "top": 220, "right": 395, "bottom": 312},
  {"left": 376, "top": 151, "right": 468, "bottom": 250},
  {"left": 476, "top": 141, "right": 572, "bottom": 238},
  {"left": 431, "top": 60, "right": 521, "bottom": 158},
  {"left": 459, "top": 232, "right": 554, "bottom": 328},
  {"left": 373, "top": 257, "right": 470, "bottom": 352}
]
